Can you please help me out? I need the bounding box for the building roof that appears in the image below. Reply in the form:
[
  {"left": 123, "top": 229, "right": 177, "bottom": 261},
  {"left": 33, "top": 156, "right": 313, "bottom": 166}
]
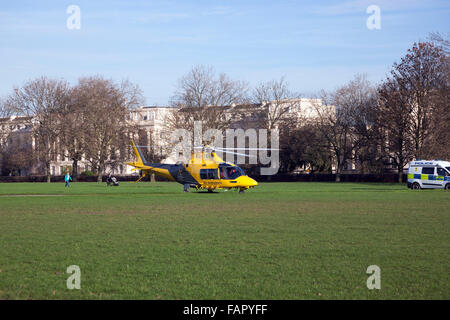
[{"left": 138, "top": 105, "right": 177, "bottom": 109}]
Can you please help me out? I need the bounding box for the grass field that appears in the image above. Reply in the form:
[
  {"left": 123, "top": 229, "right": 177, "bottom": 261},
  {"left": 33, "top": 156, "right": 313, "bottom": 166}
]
[{"left": 0, "top": 181, "right": 449, "bottom": 300}]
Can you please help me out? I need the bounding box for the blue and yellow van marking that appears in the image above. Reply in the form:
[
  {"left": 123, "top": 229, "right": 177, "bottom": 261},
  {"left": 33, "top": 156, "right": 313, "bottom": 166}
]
[{"left": 409, "top": 174, "right": 448, "bottom": 181}]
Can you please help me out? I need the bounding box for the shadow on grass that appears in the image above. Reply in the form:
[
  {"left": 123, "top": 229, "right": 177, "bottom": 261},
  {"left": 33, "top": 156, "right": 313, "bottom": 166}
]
[{"left": 192, "top": 191, "right": 221, "bottom": 194}]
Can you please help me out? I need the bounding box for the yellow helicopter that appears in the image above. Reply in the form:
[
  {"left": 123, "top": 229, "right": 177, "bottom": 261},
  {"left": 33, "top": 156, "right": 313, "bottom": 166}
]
[{"left": 127, "top": 141, "right": 258, "bottom": 193}]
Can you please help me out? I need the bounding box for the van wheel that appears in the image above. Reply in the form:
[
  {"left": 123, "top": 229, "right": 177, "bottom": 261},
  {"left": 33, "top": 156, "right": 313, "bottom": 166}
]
[
  {"left": 445, "top": 184, "right": 450, "bottom": 190},
  {"left": 412, "top": 182, "right": 421, "bottom": 190}
]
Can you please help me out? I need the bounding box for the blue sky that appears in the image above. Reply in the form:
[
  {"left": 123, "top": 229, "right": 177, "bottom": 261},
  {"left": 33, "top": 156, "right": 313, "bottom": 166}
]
[{"left": 1, "top": 0, "right": 449, "bottom": 105}]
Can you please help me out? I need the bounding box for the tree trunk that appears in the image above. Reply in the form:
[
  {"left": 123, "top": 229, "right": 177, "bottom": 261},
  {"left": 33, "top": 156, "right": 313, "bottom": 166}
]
[
  {"left": 335, "top": 155, "right": 342, "bottom": 182},
  {"left": 335, "top": 172, "right": 341, "bottom": 182},
  {"left": 72, "top": 159, "right": 78, "bottom": 182},
  {"left": 46, "top": 162, "right": 51, "bottom": 183},
  {"left": 398, "top": 168, "right": 403, "bottom": 183},
  {"left": 335, "top": 163, "right": 342, "bottom": 182},
  {"left": 97, "top": 163, "right": 104, "bottom": 182}
]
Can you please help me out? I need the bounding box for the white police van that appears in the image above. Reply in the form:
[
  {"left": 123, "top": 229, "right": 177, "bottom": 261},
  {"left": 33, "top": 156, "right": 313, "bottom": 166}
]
[{"left": 407, "top": 160, "right": 450, "bottom": 190}]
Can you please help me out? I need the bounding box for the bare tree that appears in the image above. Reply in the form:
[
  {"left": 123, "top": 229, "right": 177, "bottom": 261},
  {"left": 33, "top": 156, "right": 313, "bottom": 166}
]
[
  {"left": 313, "top": 96, "right": 352, "bottom": 182},
  {"left": 58, "top": 87, "right": 88, "bottom": 181},
  {"left": 4, "top": 77, "right": 69, "bottom": 182},
  {"left": 429, "top": 32, "right": 450, "bottom": 55},
  {"left": 1, "top": 98, "right": 20, "bottom": 175},
  {"left": 279, "top": 123, "right": 333, "bottom": 174},
  {"left": 313, "top": 75, "right": 377, "bottom": 181},
  {"left": 171, "top": 65, "right": 249, "bottom": 108},
  {"left": 0, "top": 98, "right": 11, "bottom": 154},
  {"left": 0, "top": 97, "right": 12, "bottom": 118},
  {"left": 391, "top": 42, "right": 446, "bottom": 158},
  {"left": 0, "top": 141, "right": 33, "bottom": 176},
  {"left": 342, "top": 75, "right": 379, "bottom": 174},
  {"left": 374, "top": 41, "right": 449, "bottom": 181},
  {"left": 164, "top": 65, "right": 249, "bottom": 148},
  {"left": 426, "top": 33, "right": 450, "bottom": 159},
  {"left": 378, "top": 78, "right": 416, "bottom": 182},
  {"left": 427, "top": 84, "right": 450, "bottom": 160},
  {"left": 390, "top": 42, "right": 447, "bottom": 160},
  {"left": 73, "top": 76, "right": 143, "bottom": 182},
  {"left": 164, "top": 104, "right": 233, "bottom": 134},
  {"left": 252, "top": 77, "right": 300, "bottom": 130}
]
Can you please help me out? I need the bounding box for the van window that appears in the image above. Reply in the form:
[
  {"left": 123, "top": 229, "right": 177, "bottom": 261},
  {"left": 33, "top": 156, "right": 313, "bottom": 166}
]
[
  {"left": 437, "top": 168, "right": 449, "bottom": 176},
  {"left": 422, "top": 167, "right": 435, "bottom": 175}
]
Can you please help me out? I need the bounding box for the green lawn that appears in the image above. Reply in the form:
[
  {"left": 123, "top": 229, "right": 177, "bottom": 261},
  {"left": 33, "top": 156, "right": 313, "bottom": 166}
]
[{"left": 0, "top": 181, "right": 449, "bottom": 299}]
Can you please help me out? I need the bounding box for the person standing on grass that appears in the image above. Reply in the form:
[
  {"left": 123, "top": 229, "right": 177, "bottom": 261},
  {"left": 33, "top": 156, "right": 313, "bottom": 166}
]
[{"left": 65, "top": 172, "right": 72, "bottom": 187}]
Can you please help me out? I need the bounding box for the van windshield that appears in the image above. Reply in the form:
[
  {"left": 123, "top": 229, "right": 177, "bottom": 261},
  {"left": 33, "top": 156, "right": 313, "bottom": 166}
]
[{"left": 447, "top": 167, "right": 450, "bottom": 173}]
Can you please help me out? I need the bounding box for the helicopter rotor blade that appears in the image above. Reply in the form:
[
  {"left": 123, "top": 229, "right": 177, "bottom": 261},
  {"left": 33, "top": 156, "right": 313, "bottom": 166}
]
[
  {"left": 193, "top": 145, "right": 263, "bottom": 157},
  {"left": 218, "top": 150, "right": 256, "bottom": 158},
  {"left": 215, "top": 147, "right": 280, "bottom": 151},
  {"left": 194, "top": 146, "right": 279, "bottom": 151}
]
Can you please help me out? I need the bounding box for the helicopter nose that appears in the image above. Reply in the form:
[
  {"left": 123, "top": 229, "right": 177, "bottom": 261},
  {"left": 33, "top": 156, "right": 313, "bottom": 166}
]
[{"left": 239, "top": 176, "right": 258, "bottom": 187}]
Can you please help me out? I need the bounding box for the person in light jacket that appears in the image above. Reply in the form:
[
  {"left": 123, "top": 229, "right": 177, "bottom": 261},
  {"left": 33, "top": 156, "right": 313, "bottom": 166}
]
[{"left": 65, "top": 172, "right": 72, "bottom": 187}]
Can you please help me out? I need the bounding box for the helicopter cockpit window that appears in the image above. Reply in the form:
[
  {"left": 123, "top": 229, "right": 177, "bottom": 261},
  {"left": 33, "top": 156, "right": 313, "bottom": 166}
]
[
  {"left": 200, "top": 169, "right": 219, "bottom": 180},
  {"left": 219, "top": 166, "right": 245, "bottom": 180}
]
